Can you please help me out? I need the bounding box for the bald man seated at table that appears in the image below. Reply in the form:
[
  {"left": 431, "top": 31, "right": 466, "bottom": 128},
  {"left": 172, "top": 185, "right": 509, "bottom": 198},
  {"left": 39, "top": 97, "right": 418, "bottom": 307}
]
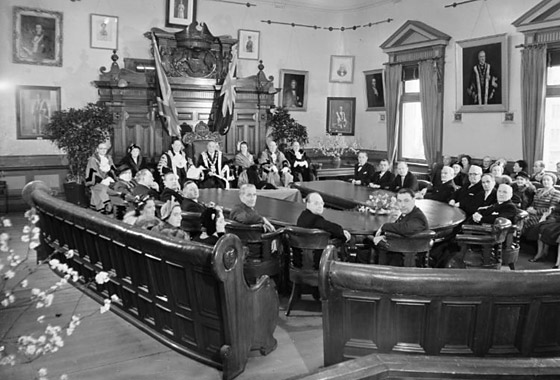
[
  {"left": 367, "top": 188, "right": 429, "bottom": 266},
  {"left": 421, "top": 166, "right": 456, "bottom": 203},
  {"left": 351, "top": 151, "right": 376, "bottom": 186},
  {"left": 369, "top": 159, "right": 395, "bottom": 190},
  {"left": 230, "top": 184, "right": 275, "bottom": 232},
  {"left": 471, "top": 183, "right": 518, "bottom": 224},
  {"left": 296, "top": 192, "right": 351, "bottom": 268},
  {"left": 389, "top": 161, "right": 419, "bottom": 192}
]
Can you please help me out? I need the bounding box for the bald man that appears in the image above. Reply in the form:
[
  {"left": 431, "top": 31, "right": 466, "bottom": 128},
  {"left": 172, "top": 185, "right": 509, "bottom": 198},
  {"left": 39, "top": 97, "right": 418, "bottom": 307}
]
[
  {"left": 423, "top": 166, "right": 456, "bottom": 203},
  {"left": 389, "top": 161, "right": 418, "bottom": 192},
  {"left": 198, "top": 141, "right": 229, "bottom": 189},
  {"left": 449, "top": 165, "right": 484, "bottom": 217},
  {"left": 472, "top": 184, "right": 517, "bottom": 224},
  {"left": 296, "top": 192, "right": 351, "bottom": 268}
]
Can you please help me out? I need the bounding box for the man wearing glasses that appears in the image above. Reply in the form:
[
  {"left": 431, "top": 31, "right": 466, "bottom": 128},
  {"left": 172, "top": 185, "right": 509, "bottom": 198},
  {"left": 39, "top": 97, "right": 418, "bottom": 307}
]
[{"left": 449, "top": 165, "right": 484, "bottom": 217}]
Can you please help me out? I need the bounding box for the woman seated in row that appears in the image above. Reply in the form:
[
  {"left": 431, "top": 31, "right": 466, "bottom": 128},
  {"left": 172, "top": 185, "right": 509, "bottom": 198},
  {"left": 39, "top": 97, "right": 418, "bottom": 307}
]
[
  {"left": 529, "top": 205, "right": 560, "bottom": 267},
  {"left": 123, "top": 194, "right": 160, "bottom": 229},
  {"left": 235, "top": 141, "right": 273, "bottom": 189},
  {"left": 86, "top": 141, "right": 117, "bottom": 214},
  {"left": 522, "top": 173, "right": 560, "bottom": 240},
  {"left": 152, "top": 198, "right": 190, "bottom": 240},
  {"left": 285, "top": 141, "right": 314, "bottom": 182},
  {"left": 118, "top": 143, "right": 148, "bottom": 178}
]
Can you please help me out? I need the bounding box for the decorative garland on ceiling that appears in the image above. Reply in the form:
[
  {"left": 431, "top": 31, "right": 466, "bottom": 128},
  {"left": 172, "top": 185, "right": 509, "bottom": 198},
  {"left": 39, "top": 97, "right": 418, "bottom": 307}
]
[
  {"left": 260, "top": 18, "right": 393, "bottom": 31},
  {"left": 205, "top": 0, "right": 257, "bottom": 7},
  {"left": 444, "top": 0, "right": 485, "bottom": 8}
]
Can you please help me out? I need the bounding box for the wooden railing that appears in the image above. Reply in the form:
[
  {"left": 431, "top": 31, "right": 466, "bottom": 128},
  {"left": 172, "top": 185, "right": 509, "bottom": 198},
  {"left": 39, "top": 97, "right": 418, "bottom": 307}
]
[
  {"left": 318, "top": 246, "right": 560, "bottom": 368},
  {"left": 22, "top": 181, "right": 279, "bottom": 380}
]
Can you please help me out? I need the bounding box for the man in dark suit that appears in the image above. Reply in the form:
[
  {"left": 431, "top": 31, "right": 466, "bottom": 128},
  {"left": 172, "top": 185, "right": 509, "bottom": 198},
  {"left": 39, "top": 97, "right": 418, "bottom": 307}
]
[
  {"left": 369, "top": 159, "right": 395, "bottom": 190},
  {"left": 449, "top": 165, "right": 484, "bottom": 217},
  {"left": 367, "top": 76, "right": 384, "bottom": 108},
  {"left": 472, "top": 184, "right": 518, "bottom": 224},
  {"left": 160, "top": 172, "right": 184, "bottom": 203},
  {"left": 423, "top": 166, "right": 456, "bottom": 203},
  {"left": 131, "top": 169, "right": 160, "bottom": 199},
  {"left": 180, "top": 181, "right": 206, "bottom": 213},
  {"left": 296, "top": 192, "right": 351, "bottom": 268},
  {"left": 230, "top": 184, "right": 275, "bottom": 232},
  {"left": 351, "top": 151, "right": 376, "bottom": 186},
  {"left": 390, "top": 161, "right": 418, "bottom": 192},
  {"left": 370, "top": 188, "right": 429, "bottom": 266}
]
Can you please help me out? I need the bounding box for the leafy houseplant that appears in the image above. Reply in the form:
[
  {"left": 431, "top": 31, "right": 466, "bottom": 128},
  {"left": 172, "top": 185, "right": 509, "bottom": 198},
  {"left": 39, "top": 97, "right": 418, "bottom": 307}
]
[
  {"left": 44, "top": 103, "right": 113, "bottom": 205},
  {"left": 266, "top": 107, "right": 308, "bottom": 151},
  {"left": 44, "top": 103, "right": 114, "bottom": 183}
]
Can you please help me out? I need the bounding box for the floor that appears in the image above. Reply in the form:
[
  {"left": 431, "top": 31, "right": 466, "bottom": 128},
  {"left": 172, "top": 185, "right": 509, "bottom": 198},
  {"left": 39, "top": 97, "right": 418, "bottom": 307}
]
[{"left": 0, "top": 211, "right": 555, "bottom": 380}]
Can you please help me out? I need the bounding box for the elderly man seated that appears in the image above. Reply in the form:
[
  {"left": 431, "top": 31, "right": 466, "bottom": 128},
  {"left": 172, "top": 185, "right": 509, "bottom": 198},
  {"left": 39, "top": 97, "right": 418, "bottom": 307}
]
[
  {"left": 351, "top": 151, "right": 376, "bottom": 186},
  {"left": 421, "top": 166, "right": 456, "bottom": 203},
  {"left": 180, "top": 181, "right": 206, "bottom": 213},
  {"left": 230, "top": 184, "right": 275, "bottom": 232},
  {"left": 285, "top": 141, "right": 313, "bottom": 182},
  {"left": 531, "top": 160, "right": 547, "bottom": 182},
  {"left": 131, "top": 169, "right": 160, "bottom": 198},
  {"left": 369, "top": 159, "right": 395, "bottom": 190},
  {"left": 390, "top": 161, "right": 419, "bottom": 192},
  {"left": 160, "top": 172, "right": 184, "bottom": 203},
  {"left": 296, "top": 192, "right": 351, "bottom": 268},
  {"left": 471, "top": 183, "right": 518, "bottom": 225},
  {"left": 449, "top": 165, "right": 484, "bottom": 218},
  {"left": 259, "top": 140, "right": 293, "bottom": 187},
  {"left": 368, "top": 188, "right": 429, "bottom": 266},
  {"left": 197, "top": 141, "right": 231, "bottom": 189}
]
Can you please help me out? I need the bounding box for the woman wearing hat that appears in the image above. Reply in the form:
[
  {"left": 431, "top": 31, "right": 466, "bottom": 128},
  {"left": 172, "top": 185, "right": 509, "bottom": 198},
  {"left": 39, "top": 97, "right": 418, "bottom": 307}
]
[
  {"left": 511, "top": 171, "right": 535, "bottom": 210},
  {"left": 523, "top": 173, "right": 560, "bottom": 241},
  {"left": 151, "top": 199, "right": 190, "bottom": 240},
  {"left": 529, "top": 205, "right": 560, "bottom": 267},
  {"left": 118, "top": 143, "right": 148, "bottom": 178},
  {"left": 85, "top": 141, "right": 117, "bottom": 213}
]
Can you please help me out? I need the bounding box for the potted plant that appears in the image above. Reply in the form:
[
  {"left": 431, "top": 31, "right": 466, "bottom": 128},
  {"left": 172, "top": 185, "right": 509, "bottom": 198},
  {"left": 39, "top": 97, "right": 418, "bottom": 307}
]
[
  {"left": 266, "top": 106, "right": 309, "bottom": 151},
  {"left": 44, "top": 103, "right": 114, "bottom": 206}
]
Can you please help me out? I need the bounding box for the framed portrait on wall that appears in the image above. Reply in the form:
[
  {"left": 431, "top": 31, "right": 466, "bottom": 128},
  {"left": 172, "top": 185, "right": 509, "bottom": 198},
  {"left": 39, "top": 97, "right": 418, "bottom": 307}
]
[
  {"left": 363, "top": 69, "right": 385, "bottom": 111},
  {"left": 238, "top": 29, "right": 260, "bottom": 60},
  {"left": 456, "top": 34, "right": 508, "bottom": 112},
  {"left": 90, "top": 14, "right": 118, "bottom": 50},
  {"left": 166, "top": 0, "right": 195, "bottom": 27},
  {"left": 16, "top": 85, "right": 61, "bottom": 140},
  {"left": 279, "top": 69, "right": 308, "bottom": 112},
  {"left": 329, "top": 55, "right": 355, "bottom": 83},
  {"left": 326, "top": 97, "right": 356, "bottom": 135},
  {"left": 13, "top": 7, "right": 63, "bottom": 67}
]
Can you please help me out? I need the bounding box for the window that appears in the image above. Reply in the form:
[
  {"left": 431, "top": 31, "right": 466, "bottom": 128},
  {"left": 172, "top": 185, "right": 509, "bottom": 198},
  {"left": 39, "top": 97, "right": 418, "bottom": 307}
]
[
  {"left": 399, "top": 67, "right": 426, "bottom": 162},
  {"left": 544, "top": 50, "right": 560, "bottom": 170}
]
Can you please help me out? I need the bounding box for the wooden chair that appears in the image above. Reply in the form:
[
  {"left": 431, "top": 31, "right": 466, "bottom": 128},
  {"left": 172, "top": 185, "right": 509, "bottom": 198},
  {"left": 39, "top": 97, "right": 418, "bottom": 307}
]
[
  {"left": 283, "top": 226, "right": 331, "bottom": 316},
  {"left": 181, "top": 211, "right": 202, "bottom": 236},
  {"left": 417, "top": 179, "right": 433, "bottom": 193},
  {"left": 502, "top": 209, "right": 529, "bottom": 270},
  {"left": 455, "top": 217, "right": 512, "bottom": 269},
  {"left": 378, "top": 230, "right": 436, "bottom": 267},
  {"left": 225, "top": 221, "right": 285, "bottom": 288}
]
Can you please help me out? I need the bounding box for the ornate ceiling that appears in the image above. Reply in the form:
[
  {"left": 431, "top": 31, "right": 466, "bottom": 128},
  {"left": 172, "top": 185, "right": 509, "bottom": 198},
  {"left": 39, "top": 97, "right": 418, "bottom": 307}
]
[{"left": 250, "top": 0, "right": 401, "bottom": 12}]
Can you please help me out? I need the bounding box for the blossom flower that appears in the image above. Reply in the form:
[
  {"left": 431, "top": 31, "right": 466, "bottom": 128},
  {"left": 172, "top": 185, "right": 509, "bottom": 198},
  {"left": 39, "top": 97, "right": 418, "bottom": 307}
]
[
  {"left": 60, "top": 374, "right": 69, "bottom": 380},
  {"left": 21, "top": 279, "right": 28, "bottom": 288},
  {"left": 37, "top": 315, "right": 45, "bottom": 323},
  {"left": 2, "top": 219, "right": 12, "bottom": 227},
  {"left": 30, "top": 215, "right": 40, "bottom": 224},
  {"left": 31, "top": 288, "right": 41, "bottom": 296},
  {"left": 38, "top": 368, "right": 48, "bottom": 376},
  {"left": 65, "top": 249, "right": 75, "bottom": 259},
  {"left": 44, "top": 294, "right": 54, "bottom": 307},
  {"left": 4, "top": 270, "right": 15, "bottom": 279},
  {"left": 1, "top": 299, "right": 8, "bottom": 307},
  {"left": 20, "top": 235, "right": 30, "bottom": 243},
  {"left": 0, "top": 232, "right": 8, "bottom": 241},
  {"left": 110, "top": 294, "right": 120, "bottom": 303},
  {"left": 32, "top": 227, "right": 40, "bottom": 234},
  {"left": 29, "top": 241, "right": 41, "bottom": 250},
  {"left": 100, "top": 299, "right": 111, "bottom": 314},
  {"left": 95, "top": 271, "right": 110, "bottom": 284},
  {"left": 22, "top": 226, "right": 31, "bottom": 234}
]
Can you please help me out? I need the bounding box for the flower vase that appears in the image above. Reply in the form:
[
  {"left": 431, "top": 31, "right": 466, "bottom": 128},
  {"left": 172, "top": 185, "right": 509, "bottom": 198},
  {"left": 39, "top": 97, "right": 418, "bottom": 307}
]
[{"left": 332, "top": 156, "right": 342, "bottom": 168}]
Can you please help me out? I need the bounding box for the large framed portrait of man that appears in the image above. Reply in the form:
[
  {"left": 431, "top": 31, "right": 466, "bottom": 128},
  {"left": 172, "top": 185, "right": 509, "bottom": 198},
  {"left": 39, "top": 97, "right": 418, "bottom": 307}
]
[
  {"left": 13, "top": 7, "right": 63, "bottom": 67},
  {"left": 456, "top": 34, "right": 508, "bottom": 112},
  {"left": 326, "top": 97, "right": 356, "bottom": 135},
  {"left": 363, "top": 69, "right": 385, "bottom": 111},
  {"left": 16, "top": 85, "right": 61, "bottom": 140},
  {"left": 279, "top": 69, "right": 309, "bottom": 112}
]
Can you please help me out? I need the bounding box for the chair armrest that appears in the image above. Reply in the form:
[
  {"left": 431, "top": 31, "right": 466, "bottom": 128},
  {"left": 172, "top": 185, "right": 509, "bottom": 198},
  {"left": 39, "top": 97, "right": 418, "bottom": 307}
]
[
  {"left": 262, "top": 227, "right": 285, "bottom": 241},
  {"left": 384, "top": 230, "right": 436, "bottom": 240},
  {"left": 461, "top": 224, "right": 493, "bottom": 234}
]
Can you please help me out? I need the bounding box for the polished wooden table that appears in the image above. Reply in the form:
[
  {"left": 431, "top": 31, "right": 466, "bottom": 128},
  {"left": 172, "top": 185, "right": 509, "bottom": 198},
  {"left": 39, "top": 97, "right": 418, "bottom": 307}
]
[
  {"left": 198, "top": 186, "right": 465, "bottom": 237},
  {"left": 291, "top": 180, "right": 466, "bottom": 236},
  {"left": 314, "top": 163, "right": 354, "bottom": 180}
]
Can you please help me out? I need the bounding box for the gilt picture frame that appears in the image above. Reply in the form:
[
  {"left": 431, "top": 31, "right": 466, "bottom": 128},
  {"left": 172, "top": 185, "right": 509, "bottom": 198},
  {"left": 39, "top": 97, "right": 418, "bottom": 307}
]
[
  {"left": 326, "top": 97, "right": 356, "bottom": 135},
  {"left": 279, "top": 69, "right": 308, "bottom": 112},
  {"left": 329, "top": 55, "right": 355, "bottom": 83},
  {"left": 16, "top": 85, "right": 61, "bottom": 140},
  {"left": 90, "top": 14, "right": 118, "bottom": 50},
  {"left": 364, "top": 69, "right": 385, "bottom": 111},
  {"left": 13, "top": 7, "right": 63, "bottom": 67},
  {"left": 166, "top": 0, "right": 195, "bottom": 27},
  {"left": 456, "top": 33, "right": 508, "bottom": 113}
]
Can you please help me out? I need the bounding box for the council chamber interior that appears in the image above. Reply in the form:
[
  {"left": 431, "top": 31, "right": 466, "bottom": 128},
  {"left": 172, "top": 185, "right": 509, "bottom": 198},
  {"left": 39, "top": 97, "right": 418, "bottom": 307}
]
[{"left": 2, "top": 0, "right": 560, "bottom": 379}]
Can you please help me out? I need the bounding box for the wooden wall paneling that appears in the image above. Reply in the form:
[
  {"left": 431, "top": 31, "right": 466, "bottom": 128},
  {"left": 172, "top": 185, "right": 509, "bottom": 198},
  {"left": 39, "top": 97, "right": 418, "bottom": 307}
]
[
  {"left": 439, "top": 300, "right": 480, "bottom": 355},
  {"left": 487, "top": 301, "right": 529, "bottom": 355},
  {"left": 391, "top": 298, "right": 430, "bottom": 354},
  {"left": 341, "top": 293, "right": 381, "bottom": 360},
  {"left": 533, "top": 299, "right": 560, "bottom": 354}
]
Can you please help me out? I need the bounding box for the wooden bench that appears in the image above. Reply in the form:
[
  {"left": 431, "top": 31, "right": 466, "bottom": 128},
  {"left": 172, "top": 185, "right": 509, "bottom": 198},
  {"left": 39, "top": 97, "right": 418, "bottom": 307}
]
[
  {"left": 318, "top": 245, "right": 560, "bottom": 370},
  {"left": 22, "top": 181, "right": 279, "bottom": 380}
]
